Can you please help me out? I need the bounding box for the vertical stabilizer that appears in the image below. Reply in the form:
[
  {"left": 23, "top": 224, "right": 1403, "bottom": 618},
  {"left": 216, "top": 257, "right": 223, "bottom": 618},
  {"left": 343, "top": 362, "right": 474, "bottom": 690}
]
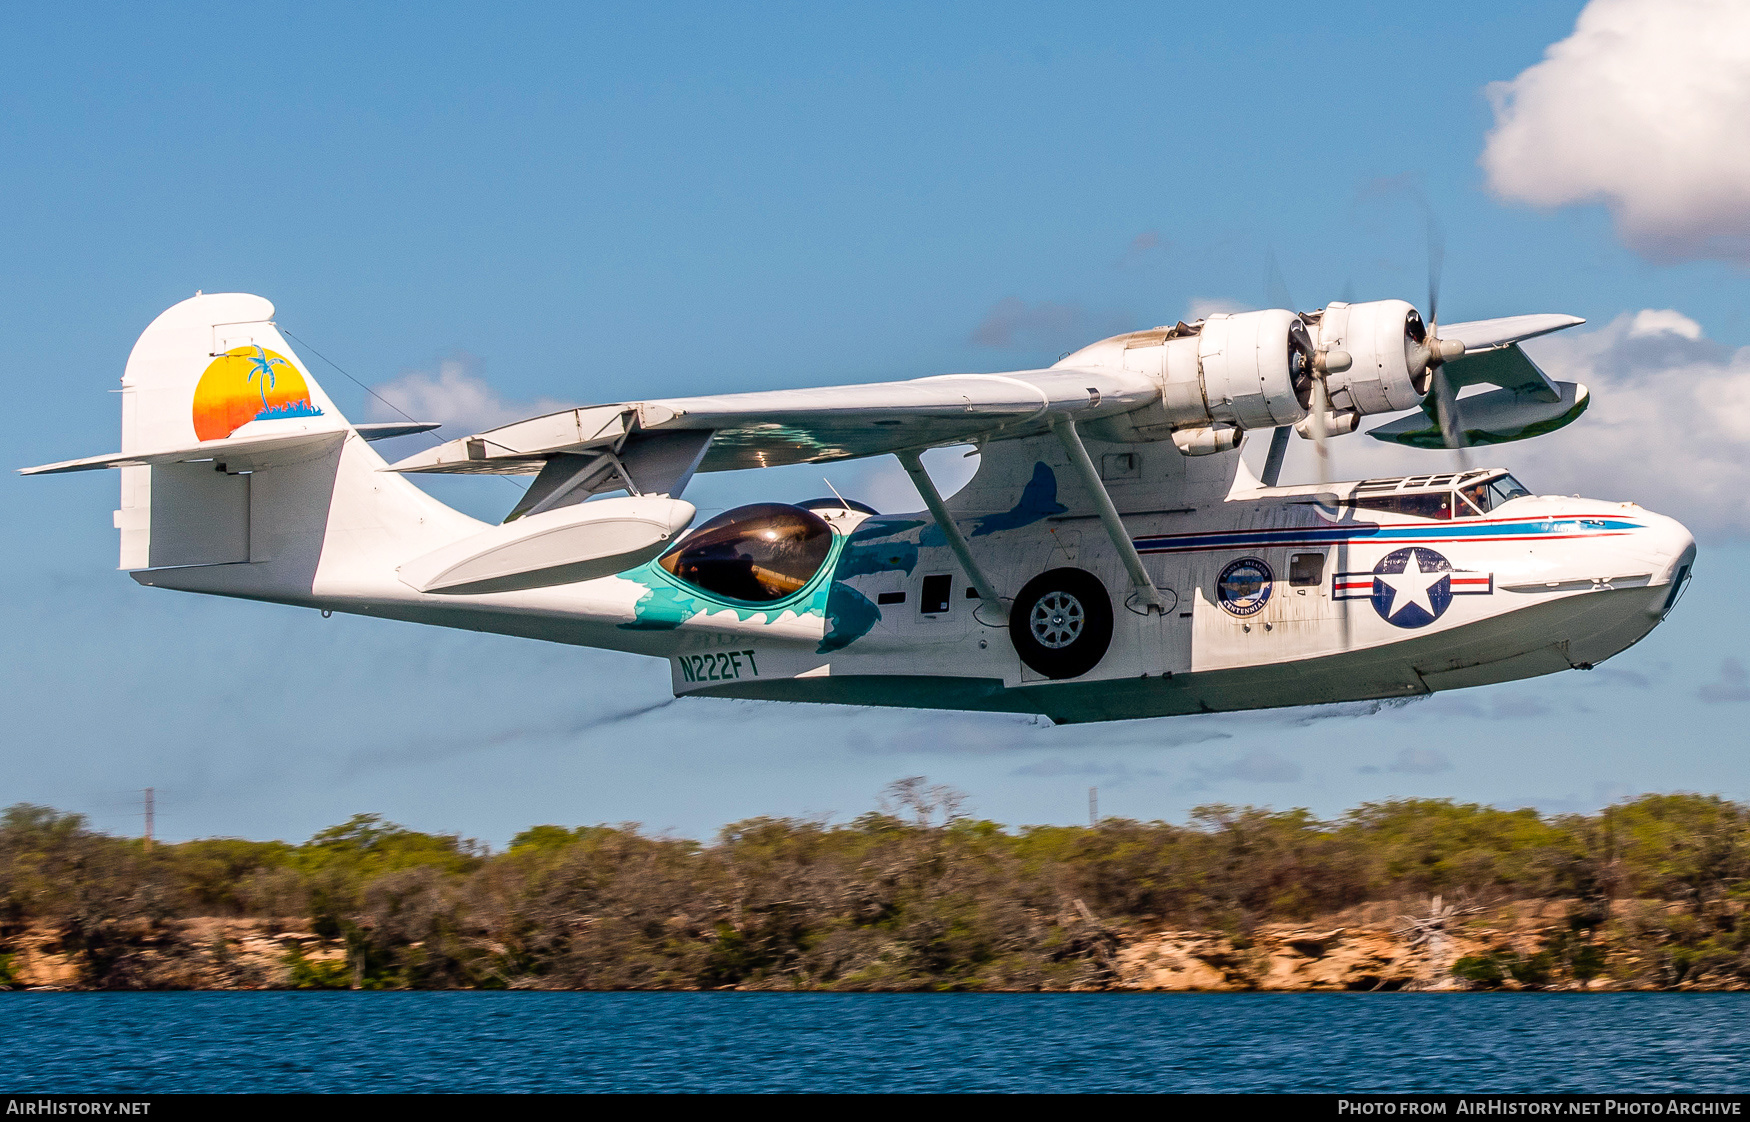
[
  {"left": 107, "top": 293, "right": 481, "bottom": 604},
  {"left": 121, "top": 293, "right": 342, "bottom": 453}
]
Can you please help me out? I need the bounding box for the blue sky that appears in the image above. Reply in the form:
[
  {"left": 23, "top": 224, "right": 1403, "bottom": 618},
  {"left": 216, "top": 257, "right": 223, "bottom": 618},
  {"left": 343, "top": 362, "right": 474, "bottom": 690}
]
[{"left": 5, "top": 1, "right": 1748, "bottom": 844}]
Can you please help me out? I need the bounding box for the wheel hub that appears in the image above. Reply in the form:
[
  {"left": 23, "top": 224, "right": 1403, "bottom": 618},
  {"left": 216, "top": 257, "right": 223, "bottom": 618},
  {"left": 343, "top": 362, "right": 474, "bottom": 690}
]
[{"left": 1030, "top": 591, "right": 1085, "bottom": 649}]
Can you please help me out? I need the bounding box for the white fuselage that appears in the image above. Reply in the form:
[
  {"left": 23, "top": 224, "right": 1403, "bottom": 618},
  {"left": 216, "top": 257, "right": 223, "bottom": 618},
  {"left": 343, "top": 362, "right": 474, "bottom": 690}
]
[
  {"left": 129, "top": 427, "right": 1692, "bottom": 725},
  {"left": 659, "top": 488, "right": 1693, "bottom": 723}
]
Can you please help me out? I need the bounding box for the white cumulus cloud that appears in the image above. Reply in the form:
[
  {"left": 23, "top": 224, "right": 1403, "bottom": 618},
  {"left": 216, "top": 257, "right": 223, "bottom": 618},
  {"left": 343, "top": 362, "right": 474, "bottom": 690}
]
[
  {"left": 370, "top": 354, "right": 572, "bottom": 434},
  {"left": 1628, "top": 309, "right": 1703, "bottom": 340},
  {"left": 1480, "top": 0, "right": 1750, "bottom": 262}
]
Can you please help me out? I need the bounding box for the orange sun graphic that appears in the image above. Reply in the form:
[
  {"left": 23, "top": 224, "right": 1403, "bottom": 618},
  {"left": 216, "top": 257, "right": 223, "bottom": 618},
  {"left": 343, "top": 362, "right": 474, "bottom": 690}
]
[{"left": 191, "top": 346, "right": 323, "bottom": 441}]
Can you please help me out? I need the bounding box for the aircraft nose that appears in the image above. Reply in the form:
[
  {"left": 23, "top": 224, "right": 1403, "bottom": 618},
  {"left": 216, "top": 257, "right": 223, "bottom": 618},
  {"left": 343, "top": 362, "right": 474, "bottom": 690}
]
[{"left": 1630, "top": 509, "right": 1696, "bottom": 617}]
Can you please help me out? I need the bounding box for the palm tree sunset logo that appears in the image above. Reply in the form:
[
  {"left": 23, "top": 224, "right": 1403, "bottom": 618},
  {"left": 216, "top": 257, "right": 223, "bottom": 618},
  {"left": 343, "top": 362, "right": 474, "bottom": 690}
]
[
  {"left": 242, "top": 345, "right": 289, "bottom": 408},
  {"left": 191, "top": 344, "right": 324, "bottom": 440}
]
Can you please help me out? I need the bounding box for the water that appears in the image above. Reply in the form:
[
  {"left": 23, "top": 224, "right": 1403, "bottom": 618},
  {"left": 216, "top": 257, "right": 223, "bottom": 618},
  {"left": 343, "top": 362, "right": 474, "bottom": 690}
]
[{"left": 7, "top": 992, "right": 1749, "bottom": 1094}]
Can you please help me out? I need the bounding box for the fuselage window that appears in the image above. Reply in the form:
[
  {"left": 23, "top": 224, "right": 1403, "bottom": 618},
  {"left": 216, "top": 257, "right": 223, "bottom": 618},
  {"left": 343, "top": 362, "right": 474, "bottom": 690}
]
[
  {"left": 657, "top": 503, "right": 833, "bottom": 603},
  {"left": 1456, "top": 483, "right": 1490, "bottom": 516},
  {"left": 1289, "top": 552, "right": 1325, "bottom": 587}
]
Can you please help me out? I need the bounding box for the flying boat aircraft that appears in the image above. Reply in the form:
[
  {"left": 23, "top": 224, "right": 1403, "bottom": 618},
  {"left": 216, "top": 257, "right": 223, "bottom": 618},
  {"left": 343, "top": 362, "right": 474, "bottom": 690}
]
[{"left": 24, "top": 292, "right": 1694, "bottom": 723}]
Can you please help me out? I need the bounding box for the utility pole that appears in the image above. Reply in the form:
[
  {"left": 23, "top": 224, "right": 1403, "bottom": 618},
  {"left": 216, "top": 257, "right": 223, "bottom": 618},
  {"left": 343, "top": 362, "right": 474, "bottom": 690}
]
[
  {"left": 143, "top": 788, "right": 154, "bottom": 854},
  {"left": 1089, "top": 786, "right": 1098, "bottom": 828}
]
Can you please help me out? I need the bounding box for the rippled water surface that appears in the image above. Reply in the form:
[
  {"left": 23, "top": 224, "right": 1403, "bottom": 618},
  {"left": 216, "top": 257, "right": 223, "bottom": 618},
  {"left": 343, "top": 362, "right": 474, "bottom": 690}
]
[{"left": 10, "top": 992, "right": 1750, "bottom": 1093}]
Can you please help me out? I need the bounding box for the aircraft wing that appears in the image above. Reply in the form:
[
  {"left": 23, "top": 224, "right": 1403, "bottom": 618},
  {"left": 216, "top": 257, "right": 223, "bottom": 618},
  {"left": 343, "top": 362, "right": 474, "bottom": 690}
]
[
  {"left": 387, "top": 367, "right": 1160, "bottom": 477},
  {"left": 1438, "top": 314, "right": 1584, "bottom": 403},
  {"left": 1439, "top": 313, "right": 1584, "bottom": 352}
]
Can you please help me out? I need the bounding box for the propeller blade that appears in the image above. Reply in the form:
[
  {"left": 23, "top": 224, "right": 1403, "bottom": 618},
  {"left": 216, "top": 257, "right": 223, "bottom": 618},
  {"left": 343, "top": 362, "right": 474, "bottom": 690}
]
[
  {"left": 1265, "top": 250, "right": 1296, "bottom": 312},
  {"left": 1309, "top": 372, "right": 1331, "bottom": 484},
  {"left": 1429, "top": 366, "right": 1473, "bottom": 469},
  {"left": 1431, "top": 367, "right": 1461, "bottom": 448},
  {"left": 1426, "top": 210, "right": 1445, "bottom": 328}
]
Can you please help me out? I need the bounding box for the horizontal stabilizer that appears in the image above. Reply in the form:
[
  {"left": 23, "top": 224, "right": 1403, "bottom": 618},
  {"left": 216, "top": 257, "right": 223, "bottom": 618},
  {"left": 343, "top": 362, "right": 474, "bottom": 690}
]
[{"left": 20, "top": 421, "right": 347, "bottom": 475}]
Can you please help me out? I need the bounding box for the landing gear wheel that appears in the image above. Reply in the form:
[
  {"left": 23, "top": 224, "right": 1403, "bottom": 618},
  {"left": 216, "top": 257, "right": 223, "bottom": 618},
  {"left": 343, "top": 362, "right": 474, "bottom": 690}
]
[{"left": 1010, "top": 568, "right": 1114, "bottom": 680}]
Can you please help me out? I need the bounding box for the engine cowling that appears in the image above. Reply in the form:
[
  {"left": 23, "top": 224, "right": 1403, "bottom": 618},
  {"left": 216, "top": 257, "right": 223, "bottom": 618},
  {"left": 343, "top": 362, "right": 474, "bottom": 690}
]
[
  {"left": 1173, "top": 309, "right": 1312, "bottom": 430},
  {"left": 1075, "top": 303, "right": 1429, "bottom": 443},
  {"left": 1314, "top": 299, "right": 1430, "bottom": 416}
]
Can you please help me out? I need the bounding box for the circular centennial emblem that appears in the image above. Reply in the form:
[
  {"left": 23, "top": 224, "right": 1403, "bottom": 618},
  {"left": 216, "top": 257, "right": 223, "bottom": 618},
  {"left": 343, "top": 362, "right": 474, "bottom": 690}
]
[
  {"left": 1216, "top": 557, "right": 1273, "bottom": 617},
  {"left": 1371, "top": 546, "right": 1454, "bottom": 629}
]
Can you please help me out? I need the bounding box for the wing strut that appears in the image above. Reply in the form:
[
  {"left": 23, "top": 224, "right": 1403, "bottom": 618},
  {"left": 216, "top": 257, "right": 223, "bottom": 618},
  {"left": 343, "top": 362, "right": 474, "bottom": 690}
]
[
  {"left": 896, "top": 449, "right": 1007, "bottom": 621},
  {"left": 1051, "top": 417, "right": 1167, "bottom": 615}
]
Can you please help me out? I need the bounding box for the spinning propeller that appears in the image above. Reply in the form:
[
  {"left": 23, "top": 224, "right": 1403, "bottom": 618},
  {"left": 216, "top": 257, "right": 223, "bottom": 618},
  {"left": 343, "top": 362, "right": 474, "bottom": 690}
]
[
  {"left": 1411, "top": 223, "right": 1470, "bottom": 460},
  {"left": 1306, "top": 331, "right": 1349, "bottom": 484},
  {"left": 1262, "top": 224, "right": 1476, "bottom": 489},
  {"left": 1263, "top": 258, "right": 1347, "bottom": 487}
]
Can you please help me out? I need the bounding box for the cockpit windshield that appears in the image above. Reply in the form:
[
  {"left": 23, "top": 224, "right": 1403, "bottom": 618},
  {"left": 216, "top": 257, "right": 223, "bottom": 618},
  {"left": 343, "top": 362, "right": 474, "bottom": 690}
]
[
  {"left": 1489, "top": 474, "right": 1532, "bottom": 506},
  {"left": 657, "top": 503, "right": 833, "bottom": 603},
  {"left": 1458, "top": 474, "right": 1532, "bottom": 515},
  {"left": 1353, "top": 472, "right": 1532, "bottom": 520}
]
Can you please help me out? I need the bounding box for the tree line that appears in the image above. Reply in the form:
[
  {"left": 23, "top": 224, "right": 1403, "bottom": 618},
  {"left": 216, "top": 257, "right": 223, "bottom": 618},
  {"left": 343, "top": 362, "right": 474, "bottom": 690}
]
[{"left": 3, "top": 780, "right": 1747, "bottom": 990}]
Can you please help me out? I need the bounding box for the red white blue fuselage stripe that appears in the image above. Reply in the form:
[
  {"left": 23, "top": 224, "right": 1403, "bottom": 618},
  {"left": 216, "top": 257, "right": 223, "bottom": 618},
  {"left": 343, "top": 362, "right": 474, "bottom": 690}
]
[{"left": 1131, "top": 515, "right": 1643, "bottom": 555}]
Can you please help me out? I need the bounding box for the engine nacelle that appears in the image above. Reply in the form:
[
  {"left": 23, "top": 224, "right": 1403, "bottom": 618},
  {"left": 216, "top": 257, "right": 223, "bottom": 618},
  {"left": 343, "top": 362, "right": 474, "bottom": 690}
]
[
  {"left": 1074, "top": 303, "right": 1429, "bottom": 444},
  {"left": 1314, "top": 299, "right": 1430, "bottom": 415},
  {"left": 1161, "top": 309, "right": 1311, "bottom": 431},
  {"left": 1170, "top": 424, "right": 1243, "bottom": 456}
]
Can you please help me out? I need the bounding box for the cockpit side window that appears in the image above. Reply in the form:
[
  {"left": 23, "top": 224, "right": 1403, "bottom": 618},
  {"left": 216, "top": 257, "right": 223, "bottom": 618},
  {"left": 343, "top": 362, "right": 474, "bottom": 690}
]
[
  {"left": 657, "top": 503, "right": 834, "bottom": 603},
  {"left": 1456, "top": 483, "right": 1490, "bottom": 516}
]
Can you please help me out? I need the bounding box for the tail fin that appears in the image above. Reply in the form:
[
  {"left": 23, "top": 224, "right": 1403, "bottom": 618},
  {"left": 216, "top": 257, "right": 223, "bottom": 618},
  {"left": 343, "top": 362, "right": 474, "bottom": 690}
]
[
  {"left": 49, "top": 293, "right": 480, "bottom": 603},
  {"left": 122, "top": 293, "right": 342, "bottom": 454}
]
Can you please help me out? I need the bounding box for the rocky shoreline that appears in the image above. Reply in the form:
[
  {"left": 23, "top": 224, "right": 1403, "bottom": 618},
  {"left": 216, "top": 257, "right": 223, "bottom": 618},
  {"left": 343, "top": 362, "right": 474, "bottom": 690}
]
[
  {"left": 10, "top": 791, "right": 1747, "bottom": 992},
  {"left": 4, "top": 898, "right": 1732, "bottom": 992}
]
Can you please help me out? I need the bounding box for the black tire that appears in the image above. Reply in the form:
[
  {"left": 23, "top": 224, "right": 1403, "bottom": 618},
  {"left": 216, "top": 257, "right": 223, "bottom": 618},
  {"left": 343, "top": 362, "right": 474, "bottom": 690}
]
[{"left": 1010, "top": 568, "right": 1114, "bottom": 680}]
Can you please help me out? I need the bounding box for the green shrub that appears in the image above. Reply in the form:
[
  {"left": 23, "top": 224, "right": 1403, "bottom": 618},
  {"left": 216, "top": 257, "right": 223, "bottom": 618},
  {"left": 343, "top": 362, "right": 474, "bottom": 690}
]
[
  {"left": 284, "top": 947, "right": 350, "bottom": 989},
  {"left": 1452, "top": 954, "right": 1506, "bottom": 988},
  {"left": 1506, "top": 951, "right": 1555, "bottom": 989}
]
